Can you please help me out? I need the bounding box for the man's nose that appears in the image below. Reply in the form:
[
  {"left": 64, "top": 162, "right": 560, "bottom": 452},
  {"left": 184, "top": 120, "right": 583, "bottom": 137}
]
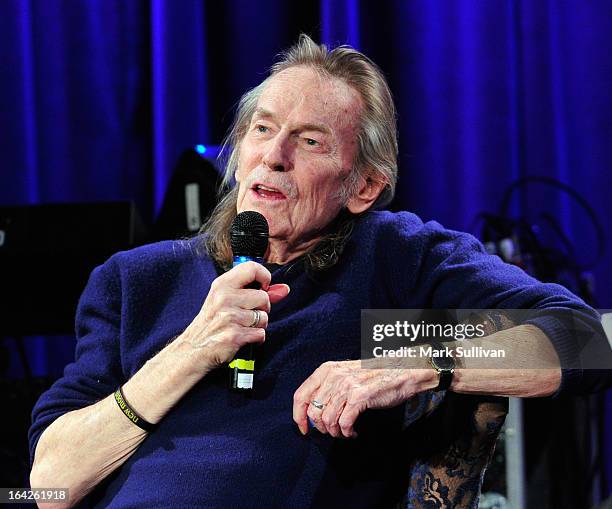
[{"left": 262, "top": 132, "right": 293, "bottom": 172}]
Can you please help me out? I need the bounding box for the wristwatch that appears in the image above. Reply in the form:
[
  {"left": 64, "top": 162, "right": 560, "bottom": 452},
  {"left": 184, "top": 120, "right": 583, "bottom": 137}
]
[{"left": 428, "top": 341, "right": 455, "bottom": 391}]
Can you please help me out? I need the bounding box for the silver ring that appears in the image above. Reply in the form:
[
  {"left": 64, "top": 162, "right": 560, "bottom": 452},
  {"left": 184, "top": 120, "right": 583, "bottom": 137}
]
[
  {"left": 311, "top": 400, "right": 325, "bottom": 410},
  {"left": 249, "top": 309, "right": 261, "bottom": 328}
]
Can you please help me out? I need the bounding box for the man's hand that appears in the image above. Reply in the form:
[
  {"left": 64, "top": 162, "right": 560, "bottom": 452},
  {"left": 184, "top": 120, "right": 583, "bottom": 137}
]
[
  {"left": 180, "top": 261, "right": 290, "bottom": 371},
  {"left": 293, "top": 360, "right": 438, "bottom": 438},
  {"left": 30, "top": 262, "right": 290, "bottom": 508}
]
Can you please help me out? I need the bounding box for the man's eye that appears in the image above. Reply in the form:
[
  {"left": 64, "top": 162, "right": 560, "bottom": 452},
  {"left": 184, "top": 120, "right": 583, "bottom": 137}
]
[
  {"left": 256, "top": 125, "right": 269, "bottom": 133},
  {"left": 306, "top": 138, "right": 319, "bottom": 146}
]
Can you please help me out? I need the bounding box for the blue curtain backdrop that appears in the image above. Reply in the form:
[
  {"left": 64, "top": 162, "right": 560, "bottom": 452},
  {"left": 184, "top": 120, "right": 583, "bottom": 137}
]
[
  {"left": 2, "top": 0, "right": 610, "bottom": 296},
  {"left": 1, "top": 0, "right": 611, "bottom": 499}
]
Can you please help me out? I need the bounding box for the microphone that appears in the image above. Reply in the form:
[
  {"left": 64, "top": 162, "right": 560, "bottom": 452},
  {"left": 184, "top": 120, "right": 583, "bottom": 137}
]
[{"left": 228, "top": 211, "right": 269, "bottom": 391}]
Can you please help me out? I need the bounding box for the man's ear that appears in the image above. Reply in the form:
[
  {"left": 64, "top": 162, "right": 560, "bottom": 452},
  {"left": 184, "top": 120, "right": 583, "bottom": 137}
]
[
  {"left": 234, "top": 166, "right": 243, "bottom": 184},
  {"left": 346, "top": 172, "right": 386, "bottom": 214}
]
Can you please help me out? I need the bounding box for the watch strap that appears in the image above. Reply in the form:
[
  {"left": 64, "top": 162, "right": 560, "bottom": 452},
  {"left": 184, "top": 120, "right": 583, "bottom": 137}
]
[
  {"left": 435, "top": 367, "right": 454, "bottom": 391},
  {"left": 428, "top": 341, "right": 455, "bottom": 391}
]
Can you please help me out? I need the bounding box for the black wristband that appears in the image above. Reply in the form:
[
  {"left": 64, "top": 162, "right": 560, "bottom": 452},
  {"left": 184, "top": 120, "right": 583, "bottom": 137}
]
[{"left": 114, "top": 386, "right": 157, "bottom": 432}]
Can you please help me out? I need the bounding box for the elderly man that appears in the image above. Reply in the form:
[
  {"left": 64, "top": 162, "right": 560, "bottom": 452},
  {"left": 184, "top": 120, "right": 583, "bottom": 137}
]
[{"left": 29, "top": 35, "right": 604, "bottom": 508}]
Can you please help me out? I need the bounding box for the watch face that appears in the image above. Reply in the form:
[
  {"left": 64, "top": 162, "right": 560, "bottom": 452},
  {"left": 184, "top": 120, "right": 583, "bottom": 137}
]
[{"left": 432, "top": 354, "right": 454, "bottom": 371}]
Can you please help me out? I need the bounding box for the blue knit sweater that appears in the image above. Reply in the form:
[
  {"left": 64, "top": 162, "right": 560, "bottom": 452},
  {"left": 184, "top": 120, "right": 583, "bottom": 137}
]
[{"left": 29, "top": 211, "right": 602, "bottom": 508}]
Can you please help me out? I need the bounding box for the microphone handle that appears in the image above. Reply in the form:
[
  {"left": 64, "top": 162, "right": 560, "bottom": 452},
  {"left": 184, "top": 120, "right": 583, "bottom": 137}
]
[{"left": 228, "top": 263, "right": 261, "bottom": 392}]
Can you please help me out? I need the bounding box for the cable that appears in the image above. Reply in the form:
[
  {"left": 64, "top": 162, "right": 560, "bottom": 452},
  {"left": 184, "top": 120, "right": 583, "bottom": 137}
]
[{"left": 498, "top": 176, "right": 605, "bottom": 270}]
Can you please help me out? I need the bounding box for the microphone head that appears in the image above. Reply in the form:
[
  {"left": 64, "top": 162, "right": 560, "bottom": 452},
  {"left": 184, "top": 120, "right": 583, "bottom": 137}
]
[{"left": 230, "top": 211, "right": 269, "bottom": 258}]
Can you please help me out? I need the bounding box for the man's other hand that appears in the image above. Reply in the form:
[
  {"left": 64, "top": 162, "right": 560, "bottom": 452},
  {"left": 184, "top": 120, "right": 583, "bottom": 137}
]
[{"left": 293, "top": 360, "right": 438, "bottom": 438}]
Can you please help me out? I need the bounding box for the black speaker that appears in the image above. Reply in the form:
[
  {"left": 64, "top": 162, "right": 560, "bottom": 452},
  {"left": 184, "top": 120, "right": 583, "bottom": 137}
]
[
  {"left": 0, "top": 202, "right": 146, "bottom": 335},
  {"left": 151, "top": 147, "right": 222, "bottom": 241}
]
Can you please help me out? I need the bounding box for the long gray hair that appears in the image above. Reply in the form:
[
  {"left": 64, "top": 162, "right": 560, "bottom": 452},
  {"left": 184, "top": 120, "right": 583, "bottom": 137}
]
[{"left": 202, "top": 34, "right": 398, "bottom": 271}]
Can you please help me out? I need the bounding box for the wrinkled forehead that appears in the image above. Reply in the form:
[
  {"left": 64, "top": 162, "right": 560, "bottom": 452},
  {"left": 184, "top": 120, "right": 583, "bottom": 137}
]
[{"left": 257, "top": 66, "right": 363, "bottom": 132}]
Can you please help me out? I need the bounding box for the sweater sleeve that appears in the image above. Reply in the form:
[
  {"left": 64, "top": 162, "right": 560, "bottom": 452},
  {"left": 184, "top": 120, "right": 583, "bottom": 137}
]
[
  {"left": 28, "top": 256, "right": 125, "bottom": 466},
  {"left": 403, "top": 219, "right": 609, "bottom": 396}
]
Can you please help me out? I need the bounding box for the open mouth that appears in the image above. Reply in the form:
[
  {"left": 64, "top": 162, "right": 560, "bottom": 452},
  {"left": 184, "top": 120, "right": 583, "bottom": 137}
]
[{"left": 252, "top": 183, "right": 287, "bottom": 200}]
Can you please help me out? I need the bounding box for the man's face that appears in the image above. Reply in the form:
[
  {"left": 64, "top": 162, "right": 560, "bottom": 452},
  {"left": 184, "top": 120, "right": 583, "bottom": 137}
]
[{"left": 235, "top": 66, "right": 362, "bottom": 260}]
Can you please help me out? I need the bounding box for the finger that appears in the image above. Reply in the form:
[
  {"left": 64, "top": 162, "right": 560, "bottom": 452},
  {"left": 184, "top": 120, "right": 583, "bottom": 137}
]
[
  {"left": 315, "top": 368, "right": 359, "bottom": 437},
  {"left": 308, "top": 379, "right": 339, "bottom": 436},
  {"left": 309, "top": 372, "right": 339, "bottom": 415},
  {"left": 267, "top": 284, "right": 290, "bottom": 304},
  {"left": 240, "top": 309, "right": 269, "bottom": 329},
  {"left": 236, "top": 325, "right": 266, "bottom": 347},
  {"left": 321, "top": 392, "right": 347, "bottom": 438},
  {"left": 293, "top": 388, "right": 318, "bottom": 436},
  {"left": 222, "top": 288, "right": 271, "bottom": 312},
  {"left": 220, "top": 261, "right": 272, "bottom": 291},
  {"left": 338, "top": 400, "right": 364, "bottom": 438},
  {"left": 307, "top": 399, "right": 329, "bottom": 434},
  {"left": 293, "top": 362, "right": 334, "bottom": 435}
]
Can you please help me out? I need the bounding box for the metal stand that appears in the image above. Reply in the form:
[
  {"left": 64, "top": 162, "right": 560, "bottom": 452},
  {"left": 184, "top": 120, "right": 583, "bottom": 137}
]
[{"left": 505, "top": 397, "right": 526, "bottom": 509}]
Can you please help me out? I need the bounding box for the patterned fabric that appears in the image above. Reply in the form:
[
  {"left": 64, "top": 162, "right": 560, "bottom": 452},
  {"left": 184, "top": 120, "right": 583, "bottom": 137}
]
[{"left": 402, "top": 395, "right": 508, "bottom": 509}]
